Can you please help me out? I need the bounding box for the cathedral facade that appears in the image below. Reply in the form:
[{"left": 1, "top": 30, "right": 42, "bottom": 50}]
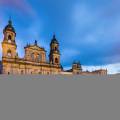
[{"left": 0, "top": 20, "right": 107, "bottom": 75}]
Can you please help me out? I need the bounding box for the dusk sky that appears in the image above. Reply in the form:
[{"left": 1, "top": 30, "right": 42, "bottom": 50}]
[{"left": 0, "top": 0, "right": 120, "bottom": 74}]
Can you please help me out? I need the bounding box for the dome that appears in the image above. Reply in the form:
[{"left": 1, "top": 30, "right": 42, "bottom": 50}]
[
  {"left": 50, "top": 34, "right": 59, "bottom": 45},
  {"left": 3, "top": 19, "right": 16, "bottom": 34}
]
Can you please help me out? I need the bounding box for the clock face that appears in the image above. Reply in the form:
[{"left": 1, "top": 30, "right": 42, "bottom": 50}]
[
  {"left": 8, "top": 52, "right": 11, "bottom": 57},
  {"left": 8, "top": 39, "right": 11, "bottom": 43}
]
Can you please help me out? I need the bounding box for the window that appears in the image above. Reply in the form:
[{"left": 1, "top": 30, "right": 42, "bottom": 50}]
[
  {"left": 55, "top": 58, "right": 58, "bottom": 63},
  {"left": 31, "top": 53, "right": 34, "bottom": 61},
  {"left": 55, "top": 47, "right": 57, "bottom": 50},
  {"left": 8, "top": 35, "right": 12, "bottom": 40},
  {"left": 8, "top": 35, "right": 12, "bottom": 43},
  {"left": 21, "top": 70, "right": 24, "bottom": 74},
  {"left": 38, "top": 54, "right": 42, "bottom": 62},
  {"left": 39, "top": 72, "right": 41, "bottom": 74},
  {"left": 77, "top": 72, "right": 79, "bottom": 75}
]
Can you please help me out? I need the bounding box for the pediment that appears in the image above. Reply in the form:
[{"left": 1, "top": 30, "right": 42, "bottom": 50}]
[{"left": 25, "top": 45, "right": 46, "bottom": 52}]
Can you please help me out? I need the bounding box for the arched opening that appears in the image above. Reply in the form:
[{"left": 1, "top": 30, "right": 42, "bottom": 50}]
[
  {"left": 55, "top": 58, "right": 58, "bottom": 64},
  {"left": 37, "top": 54, "right": 42, "bottom": 62},
  {"left": 31, "top": 53, "right": 34, "bottom": 61},
  {"left": 21, "top": 70, "right": 24, "bottom": 74},
  {"left": 39, "top": 72, "right": 42, "bottom": 74},
  {"left": 8, "top": 35, "right": 12, "bottom": 40},
  {"left": 55, "top": 47, "right": 57, "bottom": 51}
]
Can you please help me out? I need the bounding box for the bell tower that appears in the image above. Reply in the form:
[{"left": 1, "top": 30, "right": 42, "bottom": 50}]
[
  {"left": 72, "top": 61, "right": 82, "bottom": 74},
  {"left": 49, "top": 34, "right": 60, "bottom": 65},
  {"left": 2, "top": 19, "right": 17, "bottom": 58}
]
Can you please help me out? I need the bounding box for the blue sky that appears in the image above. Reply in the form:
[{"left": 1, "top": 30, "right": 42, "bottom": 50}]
[{"left": 0, "top": 0, "right": 120, "bottom": 74}]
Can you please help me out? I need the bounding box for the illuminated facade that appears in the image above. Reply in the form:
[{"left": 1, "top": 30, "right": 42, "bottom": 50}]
[{"left": 0, "top": 20, "right": 107, "bottom": 75}]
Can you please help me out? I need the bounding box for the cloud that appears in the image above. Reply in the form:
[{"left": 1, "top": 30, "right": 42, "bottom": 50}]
[
  {"left": 0, "top": 0, "right": 36, "bottom": 16},
  {"left": 69, "top": 2, "right": 120, "bottom": 65},
  {"left": 0, "top": 22, "right": 5, "bottom": 60},
  {"left": 61, "top": 48, "right": 81, "bottom": 66},
  {"left": 64, "top": 62, "right": 120, "bottom": 75},
  {"left": 82, "top": 62, "right": 120, "bottom": 74},
  {"left": 61, "top": 48, "right": 80, "bottom": 59},
  {"left": 71, "top": 3, "right": 97, "bottom": 30},
  {"left": 16, "top": 18, "right": 44, "bottom": 58}
]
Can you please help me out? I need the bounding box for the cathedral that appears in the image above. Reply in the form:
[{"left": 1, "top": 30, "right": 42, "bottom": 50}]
[{"left": 0, "top": 19, "right": 107, "bottom": 75}]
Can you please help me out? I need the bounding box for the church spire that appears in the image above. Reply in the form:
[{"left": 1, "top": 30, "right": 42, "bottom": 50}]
[
  {"left": 8, "top": 16, "right": 12, "bottom": 25},
  {"left": 49, "top": 34, "right": 60, "bottom": 65},
  {"left": 53, "top": 33, "right": 56, "bottom": 39}
]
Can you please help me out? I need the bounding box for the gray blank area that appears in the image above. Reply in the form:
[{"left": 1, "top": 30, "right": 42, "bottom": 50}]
[{"left": 0, "top": 75, "right": 120, "bottom": 120}]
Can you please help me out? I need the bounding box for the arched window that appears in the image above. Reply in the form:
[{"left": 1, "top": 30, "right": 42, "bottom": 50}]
[
  {"left": 77, "top": 72, "right": 79, "bottom": 75},
  {"left": 21, "top": 70, "right": 24, "bottom": 74},
  {"left": 55, "top": 47, "right": 57, "bottom": 51},
  {"left": 55, "top": 58, "right": 58, "bottom": 63},
  {"left": 31, "top": 53, "right": 34, "bottom": 61},
  {"left": 7, "top": 49, "right": 12, "bottom": 57},
  {"left": 8, "top": 35, "right": 12, "bottom": 40},
  {"left": 39, "top": 72, "right": 41, "bottom": 74},
  {"left": 8, "top": 35, "right": 12, "bottom": 43},
  {"left": 38, "top": 54, "right": 42, "bottom": 62}
]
